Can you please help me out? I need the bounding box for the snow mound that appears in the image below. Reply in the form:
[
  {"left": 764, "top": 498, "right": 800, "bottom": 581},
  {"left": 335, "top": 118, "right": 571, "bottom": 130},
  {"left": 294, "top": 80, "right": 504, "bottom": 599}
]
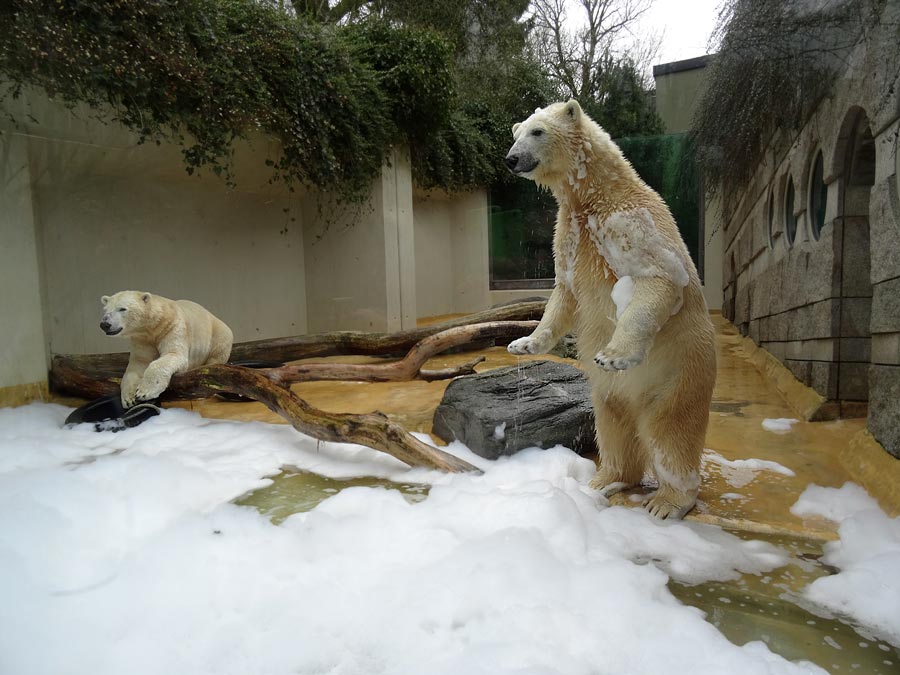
[
  {"left": 0, "top": 403, "right": 826, "bottom": 675},
  {"left": 762, "top": 418, "right": 799, "bottom": 434},
  {"left": 792, "top": 482, "right": 900, "bottom": 647}
]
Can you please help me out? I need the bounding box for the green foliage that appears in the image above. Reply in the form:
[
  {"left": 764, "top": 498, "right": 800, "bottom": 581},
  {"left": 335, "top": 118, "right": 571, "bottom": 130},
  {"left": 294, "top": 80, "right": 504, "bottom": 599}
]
[
  {"left": 618, "top": 133, "right": 700, "bottom": 266},
  {"left": 0, "top": 0, "right": 505, "bottom": 197},
  {"left": 581, "top": 58, "right": 664, "bottom": 140}
]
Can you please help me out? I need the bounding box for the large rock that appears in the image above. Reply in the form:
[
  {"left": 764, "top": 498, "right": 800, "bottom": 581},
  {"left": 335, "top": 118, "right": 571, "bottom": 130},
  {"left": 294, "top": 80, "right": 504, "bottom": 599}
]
[{"left": 432, "top": 360, "right": 596, "bottom": 459}]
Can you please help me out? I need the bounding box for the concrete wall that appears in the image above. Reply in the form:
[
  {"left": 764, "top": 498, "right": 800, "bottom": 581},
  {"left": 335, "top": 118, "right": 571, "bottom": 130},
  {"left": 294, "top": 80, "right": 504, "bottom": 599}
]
[
  {"left": 303, "top": 147, "right": 424, "bottom": 334},
  {"left": 719, "top": 1, "right": 900, "bottom": 456},
  {"left": 33, "top": 146, "right": 307, "bottom": 355},
  {"left": 653, "top": 56, "right": 711, "bottom": 135},
  {"left": 1, "top": 87, "right": 493, "bottom": 398},
  {"left": 414, "top": 189, "right": 490, "bottom": 319},
  {"left": 0, "top": 133, "right": 48, "bottom": 396}
]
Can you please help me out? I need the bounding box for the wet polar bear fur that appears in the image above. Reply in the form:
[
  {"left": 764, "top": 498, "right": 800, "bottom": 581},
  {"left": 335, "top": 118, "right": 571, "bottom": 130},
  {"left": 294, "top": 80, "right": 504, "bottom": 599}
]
[
  {"left": 505, "top": 100, "right": 716, "bottom": 519},
  {"left": 100, "top": 291, "right": 233, "bottom": 407}
]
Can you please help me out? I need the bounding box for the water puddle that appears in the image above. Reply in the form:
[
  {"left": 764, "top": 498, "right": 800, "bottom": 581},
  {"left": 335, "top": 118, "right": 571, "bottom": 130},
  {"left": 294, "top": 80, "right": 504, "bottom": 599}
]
[
  {"left": 234, "top": 469, "right": 429, "bottom": 524},
  {"left": 669, "top": 531, "right": 900, "bottom": 673}
]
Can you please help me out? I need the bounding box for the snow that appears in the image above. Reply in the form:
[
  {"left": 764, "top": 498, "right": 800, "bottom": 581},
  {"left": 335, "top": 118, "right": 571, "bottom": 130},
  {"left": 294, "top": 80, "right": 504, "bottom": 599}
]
[
  {"left": 703, "top": 450, "right": 796, "bottom": 488},
  {"left": 493, "top": 422, "right": 507, "bottom": 441},
  {"left": 0, "top": 403, "right": 828, "bottom": 675},
  {"left": 610, "top": 275, "right": 635, "bottom": 320},
  {"left": 591, "top": 209, "right": 690, "bottom": 289},
  {"left": 792, "top": 483, "right": 900, "bottom": 647},
  {"left": 763, "top": 418, "right": 799, "bottom": 434}
]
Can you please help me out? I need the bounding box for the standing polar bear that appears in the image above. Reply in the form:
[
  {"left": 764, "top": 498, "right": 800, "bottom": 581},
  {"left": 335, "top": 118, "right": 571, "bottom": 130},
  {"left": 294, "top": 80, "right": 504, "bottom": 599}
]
[
  {"left": 100, "top": 291, "right": 233, "bottom": 407},
  {"left": 505, "top": 100, "right": 716, "bottom": 519}
]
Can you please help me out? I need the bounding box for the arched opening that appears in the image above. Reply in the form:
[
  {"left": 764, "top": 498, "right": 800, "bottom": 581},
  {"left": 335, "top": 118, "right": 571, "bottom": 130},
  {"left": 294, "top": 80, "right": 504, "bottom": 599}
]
[
  {"left": 767, "top": 188, "right": 775, "bottom": 248},
  {"left": 808, "top": 150, "right": 827, "bottom": 241},
  {"left": 784, "top": 176, "right": 797, "bottom": 248},
  {"left": 835, "top": 108, "right": 875, "bottom": 415}
]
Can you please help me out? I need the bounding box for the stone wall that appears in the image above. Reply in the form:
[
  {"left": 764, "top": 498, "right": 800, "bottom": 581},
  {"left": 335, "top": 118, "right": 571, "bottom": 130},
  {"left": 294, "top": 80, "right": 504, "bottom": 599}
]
[{"left": 719, "top": 2, "right": 900, "bottom": 456}]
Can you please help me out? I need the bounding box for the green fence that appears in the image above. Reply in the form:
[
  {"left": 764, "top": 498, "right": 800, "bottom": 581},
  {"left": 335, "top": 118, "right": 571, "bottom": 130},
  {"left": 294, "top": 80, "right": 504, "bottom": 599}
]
[{"left": 489, "top": 132, "right": 700, "bottom": 288}]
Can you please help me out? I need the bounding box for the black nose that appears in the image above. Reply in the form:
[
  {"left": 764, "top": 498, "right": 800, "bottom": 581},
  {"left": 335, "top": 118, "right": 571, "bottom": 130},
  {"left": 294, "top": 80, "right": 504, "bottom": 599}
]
[
  {"left": 100, "top": 321, "right": 111, "bottom": 331},
  {"left": 505, "top": 154, "right": 519, "bottom": 170}
]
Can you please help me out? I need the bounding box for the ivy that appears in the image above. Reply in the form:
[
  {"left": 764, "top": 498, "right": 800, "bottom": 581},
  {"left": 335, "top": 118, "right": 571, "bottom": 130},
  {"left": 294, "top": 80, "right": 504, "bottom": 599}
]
[
  {"left": 0, "top": 0, "right": 500, "bottom": 198},
  {"left": 690, "top": 0, "right": 871, "bottom": 202}
]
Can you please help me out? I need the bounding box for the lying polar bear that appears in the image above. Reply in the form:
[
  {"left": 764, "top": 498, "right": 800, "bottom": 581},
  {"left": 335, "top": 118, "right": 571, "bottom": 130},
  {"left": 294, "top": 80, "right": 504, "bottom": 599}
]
[{"left": 100, "top": 291, "right": 233, "bottom": 407}]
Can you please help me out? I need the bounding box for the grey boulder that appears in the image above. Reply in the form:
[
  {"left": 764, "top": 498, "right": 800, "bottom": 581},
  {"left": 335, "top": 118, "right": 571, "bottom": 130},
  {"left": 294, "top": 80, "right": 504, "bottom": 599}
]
[{"left": 432, "top": 360, "right": 597, "bottom": 459}]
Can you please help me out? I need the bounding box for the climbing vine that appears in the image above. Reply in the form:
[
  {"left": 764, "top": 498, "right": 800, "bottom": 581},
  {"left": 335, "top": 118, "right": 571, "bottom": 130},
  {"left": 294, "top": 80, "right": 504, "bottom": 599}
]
[
  {"left": 690, "top": 0, "right": 874, "bottom": 202},
  {"left": 0, "top": 0, "right": 499, "bottom": 198}
]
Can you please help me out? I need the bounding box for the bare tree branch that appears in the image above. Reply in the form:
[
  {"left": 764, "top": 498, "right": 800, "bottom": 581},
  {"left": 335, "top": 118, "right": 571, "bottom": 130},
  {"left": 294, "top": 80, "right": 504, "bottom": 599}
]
[{"left": 531, "top": 0, "right": 652, "bottom": 100}]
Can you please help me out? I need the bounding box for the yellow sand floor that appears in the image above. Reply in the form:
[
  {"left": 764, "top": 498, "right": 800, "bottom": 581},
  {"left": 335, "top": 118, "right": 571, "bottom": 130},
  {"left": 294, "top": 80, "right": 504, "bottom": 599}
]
[{"left": 154, "top": 314, "right": 899, "bottom": 540}]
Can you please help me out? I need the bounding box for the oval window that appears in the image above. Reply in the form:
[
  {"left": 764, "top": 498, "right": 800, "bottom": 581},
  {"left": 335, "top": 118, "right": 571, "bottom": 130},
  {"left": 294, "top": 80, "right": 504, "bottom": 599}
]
[
  {"left": 784, "top": 178, "right": 797, "bottom": 247},
  {"left": 809, "top": 151, "right": 827, "bottom": 240}
]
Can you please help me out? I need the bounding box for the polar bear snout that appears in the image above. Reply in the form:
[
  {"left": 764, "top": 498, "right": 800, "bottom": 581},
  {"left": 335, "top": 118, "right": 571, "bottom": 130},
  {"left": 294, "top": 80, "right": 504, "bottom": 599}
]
[
  {"left": 505, "top": 151, "right": 539, "bottom": 175},
  {"left": 100, "top": 320, "right": 122, "bottom": 336},
  {"left": 100, "top": 310, "right": 125, "bottom": 336}
]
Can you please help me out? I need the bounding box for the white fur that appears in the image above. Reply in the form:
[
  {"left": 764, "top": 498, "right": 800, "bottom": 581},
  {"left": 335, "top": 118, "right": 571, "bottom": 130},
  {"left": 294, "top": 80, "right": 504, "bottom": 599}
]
[
  {"left": 505, "top": 100, "right": 717, "bottom": 519},
  {"left": 100, "top": 291, "right": 233, "bottom": 407}
]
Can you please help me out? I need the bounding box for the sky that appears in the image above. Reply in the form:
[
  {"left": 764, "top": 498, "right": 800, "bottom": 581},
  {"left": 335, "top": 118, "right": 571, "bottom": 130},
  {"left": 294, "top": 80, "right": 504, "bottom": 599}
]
[
  {"left": 560, "top": 0, "right": 724, "bottom": 71},
  {"left": 636, "top": 0, "right": 723, "bottom": 65}
]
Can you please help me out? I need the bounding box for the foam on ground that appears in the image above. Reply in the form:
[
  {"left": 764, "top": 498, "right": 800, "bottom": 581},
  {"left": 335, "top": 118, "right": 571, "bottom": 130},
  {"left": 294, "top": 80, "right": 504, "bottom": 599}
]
[{"left": 0, "top": 403, "right": 828, "bottom": 674}]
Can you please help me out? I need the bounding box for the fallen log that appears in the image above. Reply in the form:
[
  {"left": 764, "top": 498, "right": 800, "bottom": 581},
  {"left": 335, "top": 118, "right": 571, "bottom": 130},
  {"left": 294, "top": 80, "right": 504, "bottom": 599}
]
[
  {"left": 265, "top": 322, "right": 537, "bottom": 386},
  {"left": 51, "top": 321, "right": 539, "bottom": 399},
  {"left": 49, "top": 300, "right": 548, "bottom": 383},
  {"left": 54, "top": 321, "right": 542, "bottom": 473},
  {"left": 173, "top": 365, "right": 479, "bottom": 473}
]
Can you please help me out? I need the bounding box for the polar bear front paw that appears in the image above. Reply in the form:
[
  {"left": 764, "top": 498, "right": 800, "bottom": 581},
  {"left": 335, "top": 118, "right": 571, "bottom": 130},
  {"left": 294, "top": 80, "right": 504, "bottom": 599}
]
[
  {"left": 133, "top": 376, "right": 168, "bottom": 403},
  {"left": 594, "top": 345, "right": 644, "bottom": 371},
  {"left": 508, "top": 332, "right": 552, "bottom": 356}
]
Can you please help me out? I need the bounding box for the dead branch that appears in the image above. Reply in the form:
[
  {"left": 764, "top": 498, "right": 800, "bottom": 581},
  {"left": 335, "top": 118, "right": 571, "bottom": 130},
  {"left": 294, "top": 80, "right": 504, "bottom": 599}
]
[
  {"left": 265, "top": 322, "right": 537, "bottom": 386},
  {"left": 51, "top": 320, "right": 540, "bottom": 399},
  {"left": 51, "top": 301, "right": 547, "bottom": 386},
  {"left": 52, "top": 319, "right": 543, "bottom": 474},
  {"left": 172, "top": 364, "right": 479, "bottom": 473}
]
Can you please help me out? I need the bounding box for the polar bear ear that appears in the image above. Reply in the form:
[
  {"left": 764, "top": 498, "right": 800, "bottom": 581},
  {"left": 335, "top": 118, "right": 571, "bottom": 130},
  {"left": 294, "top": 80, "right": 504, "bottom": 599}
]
[
  {"left": 511, "top": 122, "right": 521, "bottom": 137},
  {"left": 101, "top": 295, "right": 109, "bottom": 305},
  {"left": 564, "top": 99, "right": 582, "bottom": 123},
  {"left": 141, "top": 293, "right": 151, "bottom": 303}
]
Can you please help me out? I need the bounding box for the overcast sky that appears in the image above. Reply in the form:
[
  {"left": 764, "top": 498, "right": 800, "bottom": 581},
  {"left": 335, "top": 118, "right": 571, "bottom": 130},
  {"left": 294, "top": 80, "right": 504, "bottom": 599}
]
[
  {"left": 559, "top": 0, "right": 724, "bottom": 68},
  {"left": 637, "top": 0, "right": 723, "bottom": 65}
]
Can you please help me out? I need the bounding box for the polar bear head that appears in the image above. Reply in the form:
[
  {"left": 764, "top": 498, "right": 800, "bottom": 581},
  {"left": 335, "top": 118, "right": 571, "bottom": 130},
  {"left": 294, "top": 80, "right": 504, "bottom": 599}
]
[
  {"left": 505, "top": 100, "right": 588, "bottom": 184},
  {"left": 99, "top": 291, "right": 153, "bottom": 337}
]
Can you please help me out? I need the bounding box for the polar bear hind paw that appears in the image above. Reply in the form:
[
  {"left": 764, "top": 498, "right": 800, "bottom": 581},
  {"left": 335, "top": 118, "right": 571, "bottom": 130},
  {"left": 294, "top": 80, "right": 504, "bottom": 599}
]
[
  {"left": 642, "top": 492, "right": 694, "bottom": 520},
  {"left": 589, "top": 478, "right": 634, "bottom": 498},
  {"left": 594, "top": 346, "right": 643, "bottom": 371}
]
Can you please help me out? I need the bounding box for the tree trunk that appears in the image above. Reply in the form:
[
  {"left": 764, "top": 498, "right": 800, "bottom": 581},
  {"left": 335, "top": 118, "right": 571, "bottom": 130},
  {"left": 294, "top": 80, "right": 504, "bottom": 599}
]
[
  {"left": 51, "top": 320, "right": 540, "bottom": 399},
  {"left": 51, "top": 301, "right": 547, "bottom": 390},
  {"left": 51, "top": 320, "right": 546, "bottom": 474},
  {"left": 174, "top": 364, "right": 479, "bottom": 473}
]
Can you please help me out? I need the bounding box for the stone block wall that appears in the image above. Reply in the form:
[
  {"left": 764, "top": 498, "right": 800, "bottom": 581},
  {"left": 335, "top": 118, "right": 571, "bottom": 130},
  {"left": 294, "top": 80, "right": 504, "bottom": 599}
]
[{"left": 719, "top": 1, "right": 900, "bottom": 457}]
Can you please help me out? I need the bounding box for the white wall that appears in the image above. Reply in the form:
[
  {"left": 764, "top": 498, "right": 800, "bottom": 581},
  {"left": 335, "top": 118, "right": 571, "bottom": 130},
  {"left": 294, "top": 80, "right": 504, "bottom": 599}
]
[
  {"left": 3, "top": 88, "right": 307, "bottom": 357},
  {"left": 302, "top": 148, "right": 418, "bottom": 333},
  {"left": 414, "top": 196, "right": 455, "bottom": 318},
  {"left": 1, "top": 86, "right": 493, "bottom": 397},
  {"left": 0, "top": 133, "right": 48, "bottom": 389},
  {"left": 703, "top": 193, "right": 724, "bottom": 311},
  {"left": 413, "top": 189, "right": 490, "bottom": 319}
]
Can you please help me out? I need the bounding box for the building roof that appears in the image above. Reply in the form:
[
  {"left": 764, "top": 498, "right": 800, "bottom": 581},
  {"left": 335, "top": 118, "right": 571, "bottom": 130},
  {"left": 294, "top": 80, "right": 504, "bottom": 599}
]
[{"left": 652, "top": 55, "right": 712, "bottom": 77}]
